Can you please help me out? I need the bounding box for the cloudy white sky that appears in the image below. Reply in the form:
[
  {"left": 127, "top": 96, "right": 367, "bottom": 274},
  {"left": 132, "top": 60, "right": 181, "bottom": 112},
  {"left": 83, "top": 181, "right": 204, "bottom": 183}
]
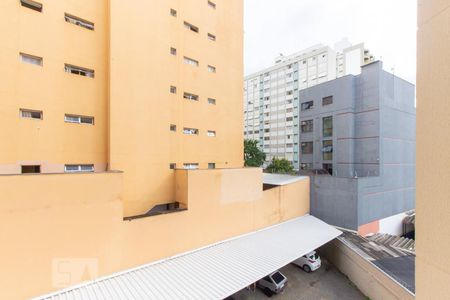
[{"left": 244, "top": 0, "right": 417, "bottom": 83}]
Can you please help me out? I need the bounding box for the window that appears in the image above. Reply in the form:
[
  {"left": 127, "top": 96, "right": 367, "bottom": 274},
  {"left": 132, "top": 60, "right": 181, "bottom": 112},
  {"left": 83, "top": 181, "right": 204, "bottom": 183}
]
[
  {"left": 170, "top": 86, "right": 177, "bottom": 94},
  {"left": 301, "top": 120, "right": 313, "bottom": 133},
  {"left": 262, "top": 276, "right": 271, "bottom": 283},
  {"left": 301, "top": 142, "right": 313, "bottom": 154},
  {"left": 21, "top": 165, "right": 41, "bottom": 174},
  {"left": 184, "top": 163, "right": 199, "bottom": 170},
  {"left": 322, "top": 140, "right": 333, "bottom": 160},
  {"left": 65, "top": 164, "right": 95, "bottom": 173},
  {"left": 301, "top": 101, "right": 314, "bottom": 111},
  {"left": 170, "top": 8, "right": 177, "bottom": 17},
  {"left": 207, "top": 130, "right": 216, "bottom": 137},
  {"left": 65, "top": 114, "right": 94, "bottom": 125},
  {"left": 208, "top": 98, "right": 216, "bottom": 105},
  {"left": 322, "top": 96, "right": 333, "bottom": 106},
  {"left": 207, "top": 65, "right": 216, "bottom": 73},
  {"left": 323, "top": 163, "right": 333, "bottom": 175},
  {"left": 208, "top": 33, "right": 216, "bottom": 41},
  {"left": 286, "top": 117, "right": 293, "bottom": 122},
  {"left": 170, "top": 124, "right": 177, "bottom": 132},
  {"left": 300, "top": 163, "right": 312, "bottom": 170},
  {"left": 20, "top": 53, "right": 42, "bottom": 66},
  {"left": 271, "top": 272, "right": 286, "bottom": 285},
  {"left": 65, "top": 14, "right": 94, "bottom": 30},
  {"left": 20, "top": 0, "right": 42, "bottom": 12},
  {"left": 208, "top": 1, "right": 216, "bottom": 9},
  {"left": 208, "top": 163, "right": 216, "bottom": 169},
  {"left": 170, "top": 47, "right": 177, "bottom": 55},
  {"left": 184, "top": 22, "right": 199, "bottom": 33},
  {"left": 183, "top": 92, "right": 199, "bottom": 101},
  {"left": 20, "top": 109, "right": 42, "bottom": 120},
  {"left": 64, "top": 64, "right": 94, "bottom": 78},
  {"left": 184, "top": 56, "right": 199, "bottom": 67},
  {"left": 183, "top": 128, "right": 199, "bottom": 135},
  {"left": 323, "top": 116, "right": 333, "bottom": 137},
  {"left": 169, "top": 163, "right": 176, "bottom": 170}
]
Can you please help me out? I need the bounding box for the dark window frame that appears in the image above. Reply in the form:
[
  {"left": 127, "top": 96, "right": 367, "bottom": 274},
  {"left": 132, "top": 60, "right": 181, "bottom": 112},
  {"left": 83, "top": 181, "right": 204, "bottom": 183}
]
[
  {"left": 322, "top": 140, "right": 333, "bottom": 161},
  {"left": 322, "top": 95, "right": 333, "bottom": 106},
  {"left": 301, "top": 142, "right": 313, "bottom": 154},
  {"left": 21, "top": 165, "right": 41, "bottom": 174},
  {"left": 301, "top": 101, "right": 314, "bottom": 111},
  {"left": 322, "top": 116, "right": 333, "bottom": 137},
  {"left": 20, "top": 0, "right": 42, "bottom": 12},
  {"left": 301, "top": 120, "right": 313, "bottom": 133}
]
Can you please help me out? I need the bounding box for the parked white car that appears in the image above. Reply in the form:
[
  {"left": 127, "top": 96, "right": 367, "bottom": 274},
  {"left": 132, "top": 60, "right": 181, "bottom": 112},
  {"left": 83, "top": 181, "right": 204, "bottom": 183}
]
[
  {"left": 293, "top": 251, "right": 321, "bottom": 273},
  {"left": 256, "top": 270, "right": 288, "bottom": 297}
]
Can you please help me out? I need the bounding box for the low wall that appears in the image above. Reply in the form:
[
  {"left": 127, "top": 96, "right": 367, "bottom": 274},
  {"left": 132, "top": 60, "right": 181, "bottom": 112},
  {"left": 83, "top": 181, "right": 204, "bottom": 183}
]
[
  {"left": 0, "top": 172, "right": 124, "bottom": 300},
  {"left": 0, "top": 168, "right": 310, "bottom": 299},
  {"left": 320, "top": 239, "right": 414, "bottom": 300}
]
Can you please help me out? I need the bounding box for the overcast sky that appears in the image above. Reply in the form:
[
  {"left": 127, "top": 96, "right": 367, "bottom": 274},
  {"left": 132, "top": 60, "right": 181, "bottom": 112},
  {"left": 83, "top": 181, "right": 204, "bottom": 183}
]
[{"left": 244, "top": 0, "right": 417, "bottom": 83}]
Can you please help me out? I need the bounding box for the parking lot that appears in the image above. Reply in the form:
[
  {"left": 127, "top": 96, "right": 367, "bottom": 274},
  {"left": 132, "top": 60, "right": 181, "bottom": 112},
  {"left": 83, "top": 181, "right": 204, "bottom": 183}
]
[{"left": 231, "top": 258, "right": 366, "bottom": 300}]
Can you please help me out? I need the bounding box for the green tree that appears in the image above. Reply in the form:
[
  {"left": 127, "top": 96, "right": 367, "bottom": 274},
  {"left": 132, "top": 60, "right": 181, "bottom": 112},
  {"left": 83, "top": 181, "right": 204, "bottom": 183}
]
[
  {"left": 244, "top": 139, "right": 266, "bottom": 167},
  {"left": 266, "top": 157, "right": 295, "bottom": 175}
]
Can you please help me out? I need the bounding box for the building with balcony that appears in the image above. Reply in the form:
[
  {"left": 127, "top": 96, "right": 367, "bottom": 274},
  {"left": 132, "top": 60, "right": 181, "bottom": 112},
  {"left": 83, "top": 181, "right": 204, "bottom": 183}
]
[
  {"left": 0, "top": 1, "right": 340, "bottom": 299},
  {"left": 244, "top": 40, "right": 374, "bottom": 165},
  {"left": 298, "top": 61, "right": 416, "bottom": 235}
]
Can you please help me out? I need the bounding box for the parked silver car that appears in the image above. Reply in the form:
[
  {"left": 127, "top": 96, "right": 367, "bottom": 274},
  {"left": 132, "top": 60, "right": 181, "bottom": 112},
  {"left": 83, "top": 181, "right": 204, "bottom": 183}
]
[{"left": 256, "top": 270, "right": 288, "bottom": 297}]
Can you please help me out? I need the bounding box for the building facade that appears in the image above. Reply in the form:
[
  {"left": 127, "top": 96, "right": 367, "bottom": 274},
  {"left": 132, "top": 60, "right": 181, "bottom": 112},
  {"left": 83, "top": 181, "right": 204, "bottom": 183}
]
[
  {"left": 0, "top": 0, "right": 244, "bottom": 217},
  {"left": 244, "top": 41, "right": 374, "bottom": 165},
  {"left": 299, "top": 61, "right": 416, "bottom": 234},
  {"left": 416, "top": 0, "right": 450, "bottom": 298},
  {"left": 109, "top": 0, "right": 244, "bottom": 216},
  {"left": 0, "top": 1, "right": 327, "bottom": 299}
]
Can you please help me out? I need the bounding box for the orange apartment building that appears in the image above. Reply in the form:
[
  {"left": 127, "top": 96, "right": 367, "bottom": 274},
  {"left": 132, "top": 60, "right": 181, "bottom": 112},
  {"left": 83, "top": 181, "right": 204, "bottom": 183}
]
[{"left": 0, "top": 0, "right": 341, "bottom": 299}]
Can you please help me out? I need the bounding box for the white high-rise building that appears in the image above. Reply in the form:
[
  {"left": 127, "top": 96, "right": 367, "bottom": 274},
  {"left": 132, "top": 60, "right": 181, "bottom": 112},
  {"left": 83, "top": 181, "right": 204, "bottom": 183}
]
[{"left": 244, "top": 40, "right": 375, "bottom": 166}]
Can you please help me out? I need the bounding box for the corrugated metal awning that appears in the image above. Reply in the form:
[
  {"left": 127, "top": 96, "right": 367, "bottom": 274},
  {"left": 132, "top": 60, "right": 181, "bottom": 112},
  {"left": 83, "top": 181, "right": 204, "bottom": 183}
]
[
  {"left": 262, "top": 173, "right": 308, "bottom": 186},
  {"left": 34, "top": 215, "right": 341, "bottom": 300}
]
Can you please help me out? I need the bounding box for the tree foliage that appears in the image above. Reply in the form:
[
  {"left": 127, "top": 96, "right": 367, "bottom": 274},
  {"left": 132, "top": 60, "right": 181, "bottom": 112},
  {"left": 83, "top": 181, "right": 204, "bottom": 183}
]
[
  {"left": 266, "top": 157, "right": 295, "bottom": 175},
  {"left": 244, "top": 139, "right": 266, "bottom": 167}
]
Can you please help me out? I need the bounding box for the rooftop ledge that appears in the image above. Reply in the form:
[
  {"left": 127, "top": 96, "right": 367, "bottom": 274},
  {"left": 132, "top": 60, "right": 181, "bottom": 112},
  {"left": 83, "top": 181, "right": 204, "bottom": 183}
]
[
  {"left": 263, "top": 173, "right": 309, "bottom": 186},
  {"left": 0, "top": 170, "right": 124, "bottom": 177}
]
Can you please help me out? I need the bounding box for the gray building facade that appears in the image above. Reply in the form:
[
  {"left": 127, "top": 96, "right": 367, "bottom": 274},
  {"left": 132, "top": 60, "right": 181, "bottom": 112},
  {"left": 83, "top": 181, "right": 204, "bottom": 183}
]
[{"left": 297, "top": 61, "right": 416, "bottom": 232}]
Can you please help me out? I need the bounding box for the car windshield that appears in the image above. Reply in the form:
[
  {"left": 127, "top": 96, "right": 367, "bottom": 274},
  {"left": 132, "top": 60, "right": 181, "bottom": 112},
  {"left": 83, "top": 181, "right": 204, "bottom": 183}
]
[
  {"left": 271, "top": 272, "right": 285, "bottom": 284},
  {"left": 308, "top": 252, "right": 319, "bottom": 260}
]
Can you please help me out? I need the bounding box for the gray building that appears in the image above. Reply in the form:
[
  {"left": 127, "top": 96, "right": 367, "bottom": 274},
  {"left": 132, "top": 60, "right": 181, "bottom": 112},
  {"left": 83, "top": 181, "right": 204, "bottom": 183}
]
[
  {"left": 297, "top": 61, "right": 415, "bottom": 233},
  {"left": 244, "top": 41, "right": 375, "bottom": 165}
]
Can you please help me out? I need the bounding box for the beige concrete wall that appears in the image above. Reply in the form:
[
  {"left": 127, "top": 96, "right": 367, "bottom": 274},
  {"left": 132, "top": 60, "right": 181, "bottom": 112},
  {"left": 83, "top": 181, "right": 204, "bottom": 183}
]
[
  {"left": 321, "top": 239, "right": 414, "bottom": 300},
  {"left": 0, "top": 168, "right": 309, "bottom": 299},
  {"left": 121, "top": 168, "right": 309, "bottom": 270},
  {"left": 109, "top": 0, "right": 245, "bottom": 216},
  {"left": 416, "top": 0, "right": 450, "bottom": 298},
  {"left": 0, "top": 0, "right": 109, "bottom": 173},
  {"left": 0, "top": 172, "right": 124, "bottom": 300}
]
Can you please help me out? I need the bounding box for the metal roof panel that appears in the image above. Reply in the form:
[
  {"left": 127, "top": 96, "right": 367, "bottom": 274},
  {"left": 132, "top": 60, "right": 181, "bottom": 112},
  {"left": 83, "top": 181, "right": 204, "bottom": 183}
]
[{"left": 33, "top": 215, "right": 341, "bottom": 300}]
